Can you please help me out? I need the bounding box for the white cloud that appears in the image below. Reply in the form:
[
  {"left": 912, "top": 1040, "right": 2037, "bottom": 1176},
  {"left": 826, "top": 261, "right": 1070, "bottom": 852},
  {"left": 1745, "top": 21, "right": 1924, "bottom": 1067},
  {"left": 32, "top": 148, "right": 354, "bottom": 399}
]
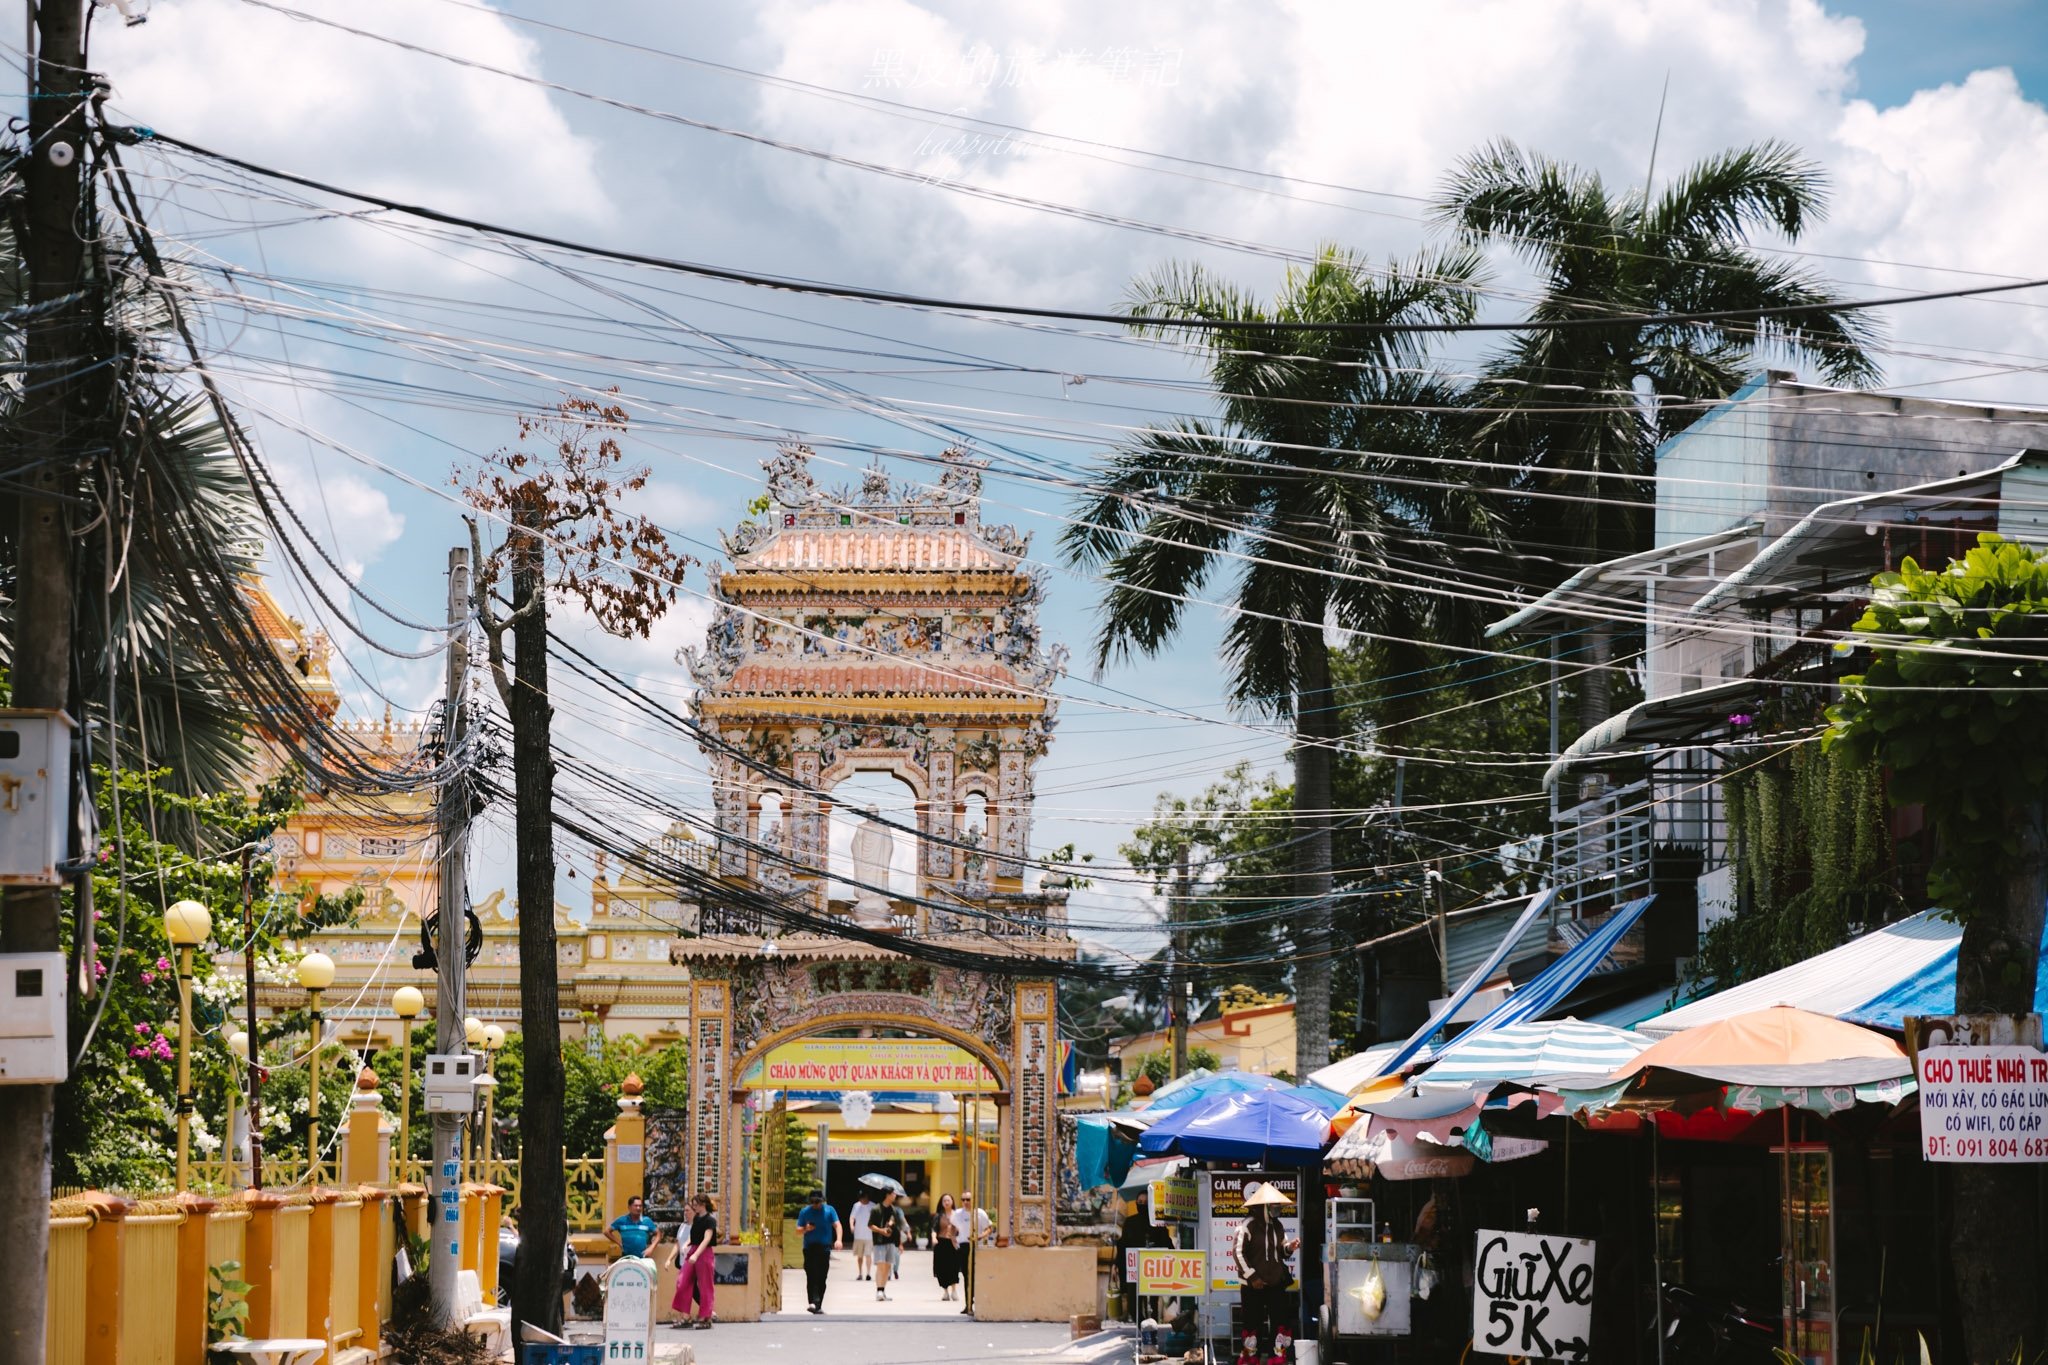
[{"left": 96, "top": 0, "right": 611, "bottom": 230}]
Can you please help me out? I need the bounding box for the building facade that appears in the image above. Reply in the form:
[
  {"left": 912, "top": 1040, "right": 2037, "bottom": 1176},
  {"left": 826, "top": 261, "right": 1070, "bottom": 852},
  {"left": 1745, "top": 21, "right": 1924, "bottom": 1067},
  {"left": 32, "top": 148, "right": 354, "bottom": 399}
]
[{"left": 673, "top": 444, "right": 1078, "bottom": 1246}]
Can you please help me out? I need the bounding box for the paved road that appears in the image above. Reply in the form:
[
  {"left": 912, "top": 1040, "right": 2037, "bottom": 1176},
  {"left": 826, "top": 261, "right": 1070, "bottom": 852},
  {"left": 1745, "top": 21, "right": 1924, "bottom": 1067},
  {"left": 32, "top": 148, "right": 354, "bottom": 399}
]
[
  {"left": 650, "top": 1246, "right": 1105, "bottom": 1365},
  {"left": 655, "top": 1319, "right": 1070, "bottom": 1365},
  {"left": 780, "top": 1246, "right": 969, "bottom": 1319}
]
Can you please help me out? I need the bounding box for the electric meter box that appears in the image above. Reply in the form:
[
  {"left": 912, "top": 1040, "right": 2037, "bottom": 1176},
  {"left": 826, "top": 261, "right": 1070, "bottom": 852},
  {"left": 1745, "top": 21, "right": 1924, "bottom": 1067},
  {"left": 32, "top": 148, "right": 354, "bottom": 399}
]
[
  {"left": 0, "top": 952, "right": 68, "bottom": 1084},
  {"left": 0, "top": 710, "right": 75, "bottom": 885},
  {"left": 423, "top": 1052, "right": 480, "bottom": 1112}
]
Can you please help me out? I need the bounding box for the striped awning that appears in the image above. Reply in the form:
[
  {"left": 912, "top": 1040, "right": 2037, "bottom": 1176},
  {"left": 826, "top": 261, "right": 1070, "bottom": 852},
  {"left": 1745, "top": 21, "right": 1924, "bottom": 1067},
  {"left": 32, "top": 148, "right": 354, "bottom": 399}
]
[{"left": 1419, "top": 1018, "right": 1652, "bottom": 1085}]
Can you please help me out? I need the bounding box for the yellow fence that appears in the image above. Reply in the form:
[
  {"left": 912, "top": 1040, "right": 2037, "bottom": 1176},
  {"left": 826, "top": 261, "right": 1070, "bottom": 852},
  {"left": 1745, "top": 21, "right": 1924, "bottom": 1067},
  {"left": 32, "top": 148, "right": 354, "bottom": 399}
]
[
  {"left": 186, "top": 1157, "right": 611, "bottom": 1229},
  {"left": 41, "top": 1183, "right": 506, "bottom": 1365}
]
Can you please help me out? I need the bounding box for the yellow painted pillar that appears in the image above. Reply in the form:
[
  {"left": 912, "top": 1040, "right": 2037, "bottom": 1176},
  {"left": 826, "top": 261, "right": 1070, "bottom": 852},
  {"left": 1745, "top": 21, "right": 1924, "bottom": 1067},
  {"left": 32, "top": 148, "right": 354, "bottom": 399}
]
[
  {"left": 356, "top": 1189, "right": 389, "bottom": 1355},
  {"left": 459, "top": 1185, "right": 481, "bottom": 1274},
  {"left": 307, "top": 1192, "right": 339, "bottom": 1365},
  {"left": 82, "top": 1193, "right": 130, "bottom": 1365},
  {"left": 477, "top": 1188, "right": 504, "bottom": 1302},
  {"left": 397, "top": 1185, "right": 427, "bottom": 1242},
  {"left": 604, "top": 1073, "right": 646, "bottom": 1223},
  {"left": 343, "top": 1067, "right": 390, "bottom": 1188},
  {"left": 173, "top": 1194, "right": 218, "bottom": 1365},
  {"left": 241, "top": 1191, "right": 287, "bottom": 1339}
]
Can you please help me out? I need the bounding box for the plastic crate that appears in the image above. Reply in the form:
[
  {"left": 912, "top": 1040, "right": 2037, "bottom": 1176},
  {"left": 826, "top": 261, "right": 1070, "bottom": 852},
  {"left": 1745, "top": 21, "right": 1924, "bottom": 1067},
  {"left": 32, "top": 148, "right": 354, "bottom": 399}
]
[{"left": 522, "top": 1345, "right": 604, "bottom": 1365}]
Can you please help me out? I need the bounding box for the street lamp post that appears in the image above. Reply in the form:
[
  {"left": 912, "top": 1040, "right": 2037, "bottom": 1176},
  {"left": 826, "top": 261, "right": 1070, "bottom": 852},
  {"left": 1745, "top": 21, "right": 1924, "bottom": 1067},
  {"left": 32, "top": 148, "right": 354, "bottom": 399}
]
[
  {"left": 392, "top": 985, "right": 424, "bottom": 1183},
  {"left": 226, "top": 1030, "right": 249, "bottom": 1189},
  {"left": 480, "top": 1024, "right": 505, "bottom": 1183},
  {"left": 165, "top": 900, "right": 213, "bottom": 1193},
  {"left": 297, "top": 951, "right": 336, "bottom": 1179}
]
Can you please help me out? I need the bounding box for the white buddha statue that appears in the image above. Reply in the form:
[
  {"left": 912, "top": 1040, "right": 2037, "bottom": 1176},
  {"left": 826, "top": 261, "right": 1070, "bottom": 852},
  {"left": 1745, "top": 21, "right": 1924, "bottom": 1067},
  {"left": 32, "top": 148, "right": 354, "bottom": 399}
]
[{"left": 849, "top": 807, "right": 898, "bottom": 929}]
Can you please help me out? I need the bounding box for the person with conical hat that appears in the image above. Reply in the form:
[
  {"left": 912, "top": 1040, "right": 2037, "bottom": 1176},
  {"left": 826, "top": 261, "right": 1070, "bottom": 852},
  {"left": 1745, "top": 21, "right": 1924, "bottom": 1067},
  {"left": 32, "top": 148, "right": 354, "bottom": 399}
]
[{"left": 1232, "top": 1182, "right": 1299, "bottom": 1363}]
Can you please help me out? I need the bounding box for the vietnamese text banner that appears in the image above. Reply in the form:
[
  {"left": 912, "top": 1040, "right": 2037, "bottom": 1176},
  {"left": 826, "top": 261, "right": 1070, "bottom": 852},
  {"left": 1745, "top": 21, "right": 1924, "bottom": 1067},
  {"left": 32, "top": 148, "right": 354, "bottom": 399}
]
[
  {"left": 753, "top": 1037, "right": 1001, "bottom": 1091},
  {"left": 825, "top": 1138, "right": 945, "bottom": 1161},
  {"left": 1918, "top": 1046, "right": 2048, "bottom": 1162}
]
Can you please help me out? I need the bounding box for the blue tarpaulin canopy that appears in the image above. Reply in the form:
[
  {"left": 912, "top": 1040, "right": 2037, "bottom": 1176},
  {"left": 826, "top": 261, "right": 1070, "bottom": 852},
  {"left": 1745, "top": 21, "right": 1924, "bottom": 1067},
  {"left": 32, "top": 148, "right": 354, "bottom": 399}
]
[
  {"left": 1842, "top": 916, "right": 2048, "bottom": 1029},
  {"left": 1137, "top": 1085, "right": 1344, "bottom": 1164}
]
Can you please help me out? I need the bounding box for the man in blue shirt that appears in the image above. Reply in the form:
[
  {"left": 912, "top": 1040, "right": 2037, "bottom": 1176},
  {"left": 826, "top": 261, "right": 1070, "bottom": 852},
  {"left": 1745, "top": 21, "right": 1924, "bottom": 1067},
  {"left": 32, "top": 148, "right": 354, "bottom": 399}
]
[
  {"left": 607, "top": 1196, "right": 661, "bottom": 1259},
  {"left": 795, "top": 1190, "right": 843, "bottom": 1314}
]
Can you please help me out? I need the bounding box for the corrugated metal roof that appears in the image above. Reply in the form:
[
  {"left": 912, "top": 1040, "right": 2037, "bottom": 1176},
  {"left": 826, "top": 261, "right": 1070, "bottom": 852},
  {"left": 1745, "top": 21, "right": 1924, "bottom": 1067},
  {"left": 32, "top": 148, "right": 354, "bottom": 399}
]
[
  {"left": 1446, "top": 900, "right": 1553, "bottom": 982},
  {"left": 1635, "top": 911, "right": 1962, "bottom": 1037},
  {"left": 738, "top": 527, "right": 1015, "bottom": 572}
]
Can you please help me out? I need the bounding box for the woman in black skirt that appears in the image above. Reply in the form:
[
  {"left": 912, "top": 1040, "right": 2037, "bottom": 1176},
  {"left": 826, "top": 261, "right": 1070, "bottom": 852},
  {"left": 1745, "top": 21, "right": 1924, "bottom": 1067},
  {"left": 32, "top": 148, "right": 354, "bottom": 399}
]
[{"left": 931, "top": 1192, "right": 962, "bottom": 1300}]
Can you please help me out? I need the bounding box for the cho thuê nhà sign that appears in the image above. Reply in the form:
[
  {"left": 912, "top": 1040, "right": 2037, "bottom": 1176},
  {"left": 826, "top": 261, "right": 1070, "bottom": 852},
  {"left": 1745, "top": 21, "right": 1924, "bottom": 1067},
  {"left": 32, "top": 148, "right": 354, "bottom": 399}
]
[
  {"left": 744, "top": 1037, "right": 1001, "bottom": 1091},
  {"left": 1470, "top": 1230, "right": 1595, "bottom": 1362},
  {"left": 1136, "top": 1249, "right": 1207, "bottom": 1297},
  {"left": 1908, "top": 1014, "right": 2048, "bottom": 1163}
]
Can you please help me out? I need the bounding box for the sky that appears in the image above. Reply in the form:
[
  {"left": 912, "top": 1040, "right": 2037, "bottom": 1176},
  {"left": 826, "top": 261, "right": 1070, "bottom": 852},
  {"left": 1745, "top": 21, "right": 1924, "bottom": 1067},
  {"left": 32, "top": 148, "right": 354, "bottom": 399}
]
[{"left": 50, "top": 0, "right": 2048, "bottom": 960}]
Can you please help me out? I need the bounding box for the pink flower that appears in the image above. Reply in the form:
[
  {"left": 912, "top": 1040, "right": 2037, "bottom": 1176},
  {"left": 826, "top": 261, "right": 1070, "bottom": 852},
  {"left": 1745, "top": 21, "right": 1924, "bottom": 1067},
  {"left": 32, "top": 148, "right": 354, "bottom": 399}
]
[
  {"left": 129, "top": 1046, "right": 147, "bottom": 1059},
  {"left": 155, "top": 957, "right": 170, "bottom": 972},
  {"left": 140, "top": 971, "right": 155, "bottom": 984},
  {"left": 93, "top": 961, "right": 106, "bottom": 978},
  {"left": 134, "top": 1023, "right": 150, "bottom": 1035}
]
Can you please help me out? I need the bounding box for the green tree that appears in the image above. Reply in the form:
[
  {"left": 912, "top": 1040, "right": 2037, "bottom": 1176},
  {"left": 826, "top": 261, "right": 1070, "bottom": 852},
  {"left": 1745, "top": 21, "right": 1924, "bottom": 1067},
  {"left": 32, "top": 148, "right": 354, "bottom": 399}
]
[
  {"left": 1436, "top": 139, "right": 1879, "bottom": 732},
  {"left": 1065, "top": 247, "right": 1491, "bottom": 1077},
  {"left": 55, "top": 768, "right": 360, "bottom": 1191},
  {"left": 1825, "top": 533, "right": 2048, "bottom": 1362}
]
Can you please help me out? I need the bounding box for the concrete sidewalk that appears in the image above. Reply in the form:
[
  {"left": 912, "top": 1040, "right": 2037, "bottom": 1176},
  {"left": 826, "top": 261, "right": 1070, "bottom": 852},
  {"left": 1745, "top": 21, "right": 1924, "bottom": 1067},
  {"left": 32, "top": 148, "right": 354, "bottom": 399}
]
[{"left": 654, "top": 1319, "right": 1068, "bottom": 1365}]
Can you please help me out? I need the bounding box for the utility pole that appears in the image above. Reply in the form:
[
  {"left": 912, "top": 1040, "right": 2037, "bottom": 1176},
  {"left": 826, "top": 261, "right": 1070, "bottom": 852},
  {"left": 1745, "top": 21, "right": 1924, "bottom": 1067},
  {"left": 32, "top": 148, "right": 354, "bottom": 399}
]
[
  {"left": 3, "top": 2, "right": 90, "bottom": 1357},
  {"left": 1169, "top": 842, "right": 1190, "bottom": 1078},
  {"left": 430, "top": 547, "right": 472, "bottom": 1329},
  {"left": 1432, "top": 861, "right": 1450, "bottom": 999}
]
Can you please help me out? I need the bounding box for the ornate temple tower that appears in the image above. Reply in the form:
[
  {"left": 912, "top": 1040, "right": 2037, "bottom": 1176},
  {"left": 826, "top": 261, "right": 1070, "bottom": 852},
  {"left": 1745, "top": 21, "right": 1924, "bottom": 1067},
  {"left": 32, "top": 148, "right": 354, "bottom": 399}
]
[
  {"left": 682, "top": 443, "right": 1068, "bottom": 920},
  {"left": 672, "top": 444, "right": 1077, "bottom": 1247}
]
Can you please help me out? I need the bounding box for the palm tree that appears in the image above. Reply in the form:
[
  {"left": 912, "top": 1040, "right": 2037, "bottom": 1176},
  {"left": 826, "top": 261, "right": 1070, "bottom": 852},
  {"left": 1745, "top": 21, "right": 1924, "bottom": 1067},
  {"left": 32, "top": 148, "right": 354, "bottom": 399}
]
[
  {"left": 1435, "top": 139, "right": 1880, "bottom": 733},
  {"left": 0, "top": 145, "right": 266, "bottom": 793},
  {"left": 1062, "top": 246, "right": 1493, "bottom": 1076}
]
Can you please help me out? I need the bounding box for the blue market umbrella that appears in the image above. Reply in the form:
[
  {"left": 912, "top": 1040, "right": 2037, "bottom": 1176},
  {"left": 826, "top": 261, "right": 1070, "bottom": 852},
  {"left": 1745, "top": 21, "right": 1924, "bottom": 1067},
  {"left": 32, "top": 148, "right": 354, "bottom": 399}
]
[
  {"left": 1137, "top": 1086, "right": 1342, "bottom": 1164},
  {"left": 1142, "top": 1069, "right": 1288, "bottom": 1114}
]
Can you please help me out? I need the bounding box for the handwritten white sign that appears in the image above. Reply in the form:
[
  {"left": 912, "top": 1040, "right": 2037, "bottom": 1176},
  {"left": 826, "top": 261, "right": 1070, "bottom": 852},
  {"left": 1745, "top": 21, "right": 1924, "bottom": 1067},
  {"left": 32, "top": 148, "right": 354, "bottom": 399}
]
[
  {"left": 1918, "top": 1046, "right": 2048, "bottom": 1162},
  {"left": 1471, "top": 1230, "right": 1595, "bottom": 1362}
]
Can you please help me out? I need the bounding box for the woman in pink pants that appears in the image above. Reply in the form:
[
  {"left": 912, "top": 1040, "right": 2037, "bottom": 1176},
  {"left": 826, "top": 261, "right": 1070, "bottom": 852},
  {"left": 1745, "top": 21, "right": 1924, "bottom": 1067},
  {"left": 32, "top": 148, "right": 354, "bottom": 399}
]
[{"left": 670, "top": 1195, "right": 719, "bottom": 1328}]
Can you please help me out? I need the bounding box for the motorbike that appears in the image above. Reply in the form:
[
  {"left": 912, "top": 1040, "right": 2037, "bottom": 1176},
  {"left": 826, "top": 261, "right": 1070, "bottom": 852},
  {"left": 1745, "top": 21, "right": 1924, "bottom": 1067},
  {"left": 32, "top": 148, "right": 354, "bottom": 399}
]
[{"left": 1651, "top": 1282, "right": 1780, "bottom": 1365}]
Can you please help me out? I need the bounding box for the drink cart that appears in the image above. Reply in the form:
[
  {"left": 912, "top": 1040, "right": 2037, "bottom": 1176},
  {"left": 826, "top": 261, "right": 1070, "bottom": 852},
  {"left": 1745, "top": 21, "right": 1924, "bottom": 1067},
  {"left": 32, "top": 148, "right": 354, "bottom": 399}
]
[{"left": 1324, "top": 1196, "right": 1416, "bottom": 1342}]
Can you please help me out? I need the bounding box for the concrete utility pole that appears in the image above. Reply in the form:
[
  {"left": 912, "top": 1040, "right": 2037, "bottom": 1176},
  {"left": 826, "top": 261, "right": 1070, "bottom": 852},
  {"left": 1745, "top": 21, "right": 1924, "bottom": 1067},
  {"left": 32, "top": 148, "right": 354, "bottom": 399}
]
[
  {"left": 1169, "top": 842, "right": 1189, "bottom": 1078},
  {"left": 3, "top": 3, "right": 90, "bottom": 1359},
  {"left": 431, "top": 547, "right": 472, "bottom": 1329}
]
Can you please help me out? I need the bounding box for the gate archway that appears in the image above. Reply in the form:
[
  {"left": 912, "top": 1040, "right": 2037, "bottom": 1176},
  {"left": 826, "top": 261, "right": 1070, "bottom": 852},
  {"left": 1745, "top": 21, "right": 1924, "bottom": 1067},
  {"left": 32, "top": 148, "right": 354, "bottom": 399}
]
[{"left": 679, "top": 956, "right": 1060, "bottom": 1245}]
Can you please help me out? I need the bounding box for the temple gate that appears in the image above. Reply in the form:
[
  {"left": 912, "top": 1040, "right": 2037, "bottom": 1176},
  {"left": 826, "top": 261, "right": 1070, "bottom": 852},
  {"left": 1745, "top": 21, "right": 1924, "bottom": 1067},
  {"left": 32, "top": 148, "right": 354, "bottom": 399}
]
[{"left": 673, "top": 445, "right": 1075, "bottom": 1245}]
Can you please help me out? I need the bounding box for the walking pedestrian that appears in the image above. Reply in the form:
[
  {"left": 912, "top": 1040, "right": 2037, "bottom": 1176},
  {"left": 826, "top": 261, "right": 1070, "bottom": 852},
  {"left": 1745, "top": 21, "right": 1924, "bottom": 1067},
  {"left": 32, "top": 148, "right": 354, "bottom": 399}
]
[
  {"left": 931, "top": 1193, "right": 961, "bottom": 1301},
  {"left": 1232, "top": 1182, "right": 1299, "bottom": 1360},
  {"left": 870, "top": 1189, "right": 903, "bottom": 1300},
  {"left": 849, "top": 1189, "right": 876, "bottom": 1281},
  {"left": 795, "top": 1190, "right": 842, "bottom": 1314},
  {"left": 670, "top": 1194, "right": 719, "bottom": 1329},
  {"left": 952, "top": 1191, "right": 993, "bottom": 1315}
]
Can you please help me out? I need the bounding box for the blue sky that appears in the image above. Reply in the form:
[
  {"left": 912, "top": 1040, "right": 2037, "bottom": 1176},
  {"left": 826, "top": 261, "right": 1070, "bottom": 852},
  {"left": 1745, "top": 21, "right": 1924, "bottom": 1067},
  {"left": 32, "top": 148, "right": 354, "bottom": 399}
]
[{"left": 1849, "top": 0, "right": 2045, "bottom": 106}]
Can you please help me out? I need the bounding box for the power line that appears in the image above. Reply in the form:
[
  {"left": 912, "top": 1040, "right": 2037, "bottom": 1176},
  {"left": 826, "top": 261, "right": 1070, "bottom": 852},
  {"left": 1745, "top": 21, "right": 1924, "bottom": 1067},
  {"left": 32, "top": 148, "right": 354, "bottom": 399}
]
[{"left": 124, "top": 129, "right": 2048, "bottom": 335}]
